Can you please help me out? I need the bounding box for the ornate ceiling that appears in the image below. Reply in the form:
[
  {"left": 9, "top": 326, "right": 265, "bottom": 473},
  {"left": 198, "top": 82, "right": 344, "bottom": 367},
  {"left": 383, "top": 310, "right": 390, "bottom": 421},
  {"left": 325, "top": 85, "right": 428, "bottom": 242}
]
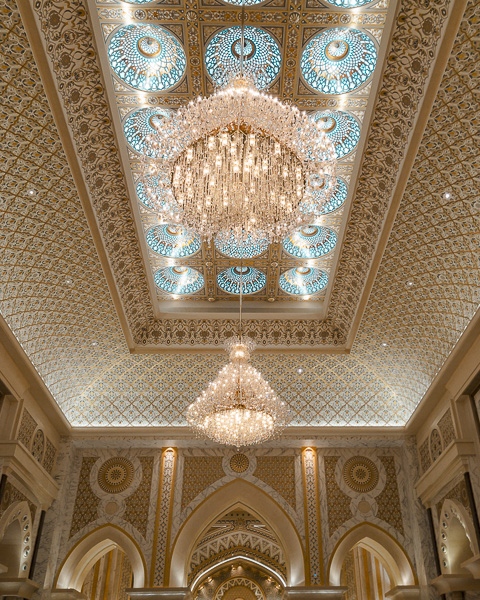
[
  {"left": 89, "top": 0, "right": 391, "bottom": 319},
  {"left": 0, "top": 0, "right": 479, "bottom": 427}
]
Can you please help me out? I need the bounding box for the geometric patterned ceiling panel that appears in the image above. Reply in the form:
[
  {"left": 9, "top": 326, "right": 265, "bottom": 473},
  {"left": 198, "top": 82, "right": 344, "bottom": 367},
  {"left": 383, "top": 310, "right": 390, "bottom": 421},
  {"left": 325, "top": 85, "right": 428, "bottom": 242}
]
[
  {"left": 91, "top": 0, "right": 391, "bottom": 318},
  {"left": 21, "top": 0, "right": 451, "bottom": 353},
  {"left": 0, "top": 0, "right": 478, "bottom": 427}
]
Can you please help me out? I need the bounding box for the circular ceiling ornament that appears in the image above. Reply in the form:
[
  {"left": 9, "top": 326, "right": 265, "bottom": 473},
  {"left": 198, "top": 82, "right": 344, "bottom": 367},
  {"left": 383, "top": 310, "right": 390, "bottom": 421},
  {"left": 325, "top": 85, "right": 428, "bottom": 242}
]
[
  {"left": 108, "top": 24, "right": 186, "bottom": 92},
  {"left": 221, "top": 0, "right": 265, "bottom": 5},
  {"left": 146, "top": 224, "right": 201, "bottom": 258},
  {"left": 319, "top": 177, "right": 348, "bottom": 214},
  {"left": 322, "top": 0, "right": 376, "bottom": 6},
  {"left": 217, "top": 266, "right": 266, "bottom": 295},
  {"left": 279, "top": 267, "right": 328, "bottom": 296},
  {"left": 215, "top": 232, "right": 269, "bottom": 259},
  {"left": 342, "top": 456, "right": 379, "bottom": 493},
  {"left": 312, "top": 110, "right": 361, "bottom": 159},
  {"left": 301, "top": 27, "right": 377, "bottom": 95},
  {"left": 124, "top": 107, "right": 173, "bottom": 156},
  {"left": 229, "top": 453, "right": 250, "bottom": 473},
  {"left": 98, "top": 457, "right": 135, "bottom": 494},
  {"left": 154, "top": 266, "right": 204, "bottom": 295},
  {"left": 205, "top": 26, "right": 281, "bottom": 90},
  {"left": 283, "top": 225, "right": 337, "bottom": 259}
]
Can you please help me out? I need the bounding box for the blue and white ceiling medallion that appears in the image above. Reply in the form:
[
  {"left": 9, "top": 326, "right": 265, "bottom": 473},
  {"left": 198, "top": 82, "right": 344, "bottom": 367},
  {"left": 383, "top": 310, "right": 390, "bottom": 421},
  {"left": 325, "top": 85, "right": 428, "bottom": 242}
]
[
  {"left": 279, "top": 267, "right": 328, "bottom": 296},
  {"left": 123, "top": 107, "right": 172, "bottom": 156},
  {"left": 205, "top": 26, "right": 281, "bottom": 90},
  {"left": 154, "top": 266, "right": 204, "bottom": 295},
  {"left": 322, "top": 0, "right": 375, "bottom": 6},
  {"left": 108, "top": 24, "right": 186, "bottom": 92},
  {"left": 221, "top": 0, "right": 265, "bottom": 5},
  {"left": 214, "top": 232, "right": 269, "bottom": 259},
  {"left": 217, "top": 266, "right": 267, "bottom": 295},
  {"left": 301, "top": 27, "right": 377, "bottom": 95},
  {"left": 319, "top": 177, "right": 348, "bottom": 214},
  {"left": 312, "top": 110, "right": 360, "bottom": 159},
  {"left": 146, "top": 225, "right": 201, "bottom": 258},
  {"left": 283, "top": 225, "right": 337, "bottom": 259}
]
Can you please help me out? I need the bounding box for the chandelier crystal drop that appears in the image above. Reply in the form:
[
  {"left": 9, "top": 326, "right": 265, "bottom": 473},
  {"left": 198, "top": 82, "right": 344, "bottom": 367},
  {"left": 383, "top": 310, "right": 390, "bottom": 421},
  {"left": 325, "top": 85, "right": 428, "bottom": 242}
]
[
  {"left": 186, "top": 336, "right": 291, "bottom": 447},
  {"left": 142, "top": 76, "right": 337, "bottom": 244}
]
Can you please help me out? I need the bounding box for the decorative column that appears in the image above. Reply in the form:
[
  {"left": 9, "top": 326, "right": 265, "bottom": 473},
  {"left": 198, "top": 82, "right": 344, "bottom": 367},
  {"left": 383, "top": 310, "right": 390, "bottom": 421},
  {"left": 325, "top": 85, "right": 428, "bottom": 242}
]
[
  {"left": 152, "top": 448, "right": 177, "bottom": 586},
  {"left": 301, "top": 447, "right": 323, "bottom": 585}
]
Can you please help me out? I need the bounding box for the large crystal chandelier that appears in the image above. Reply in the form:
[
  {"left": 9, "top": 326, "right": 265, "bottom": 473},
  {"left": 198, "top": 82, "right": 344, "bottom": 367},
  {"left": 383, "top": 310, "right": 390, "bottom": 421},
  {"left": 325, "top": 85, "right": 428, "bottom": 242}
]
[
  {"left": 142, "top": 11, "right": 336, "bottom": 245},
  {"left": 186, "top": 271, "right": 291, "bottom": 447}
]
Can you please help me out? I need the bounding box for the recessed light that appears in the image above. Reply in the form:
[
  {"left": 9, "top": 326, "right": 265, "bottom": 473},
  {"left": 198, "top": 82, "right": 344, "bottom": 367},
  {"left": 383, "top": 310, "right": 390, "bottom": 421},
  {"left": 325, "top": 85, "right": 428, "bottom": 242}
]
[
  {"left": 297, "top": 368, "right": 304, "bottom": 374},
  {"left": 65, "top": 278, "right": 73, "bottom": 285},
  {"left": 405, "top": 280, "right": 414, "bottom": 288},
  {"left": 91, "top": 341, "right": 99, "bottom": 347},
  {"left": 381, "top": 342, "right": 388, "bottom": 347},
  {"left": 443, "top": 192, "right": 452, "bottom": 200},
  {"left": 27, "top": 189, "right": 36, "bottom": 196}
]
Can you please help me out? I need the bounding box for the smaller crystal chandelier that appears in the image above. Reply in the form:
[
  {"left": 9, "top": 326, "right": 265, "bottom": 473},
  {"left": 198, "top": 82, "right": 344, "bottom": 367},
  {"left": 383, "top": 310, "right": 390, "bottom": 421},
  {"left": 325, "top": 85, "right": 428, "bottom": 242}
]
[{"left": 186, "top": 271, "right": 291, "bottom": 447}]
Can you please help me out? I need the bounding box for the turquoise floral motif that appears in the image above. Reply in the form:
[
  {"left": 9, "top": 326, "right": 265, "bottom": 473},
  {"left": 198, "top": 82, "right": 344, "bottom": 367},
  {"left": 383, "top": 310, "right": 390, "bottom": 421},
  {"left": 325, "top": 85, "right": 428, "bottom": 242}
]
[
  {"left": 279, "top": 267, "right": 328, "bottom": 296},
  {"left": 154, "top": 266, "right": 204, "bottom": 295},
  {"left": 301, "top": 27, "right": 377, "bottom": 94},
  {"left": 108, "top": 24, "right": 186, "bottom": 92},
  {"left": 283, "top": 225, "right": 337, "bottom": 259},
  {"left": 205, "top": 26, "right": 281, "bottom": 90},
  {"left": 217, "top": 266, "right": 267, "bottom": 295},
  {"left": 146, "top": 225, "right": 201, "bottom": 258}
]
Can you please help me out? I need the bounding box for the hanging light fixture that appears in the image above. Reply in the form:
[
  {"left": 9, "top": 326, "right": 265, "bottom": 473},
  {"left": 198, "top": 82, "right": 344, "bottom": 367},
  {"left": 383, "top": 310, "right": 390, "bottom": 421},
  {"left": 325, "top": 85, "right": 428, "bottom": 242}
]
[
  {"left": 142, "top": 4, "right": 337, "bottom": 246},
  {"left": 186, "top": 268, "right": 291, "bottom": 447}
]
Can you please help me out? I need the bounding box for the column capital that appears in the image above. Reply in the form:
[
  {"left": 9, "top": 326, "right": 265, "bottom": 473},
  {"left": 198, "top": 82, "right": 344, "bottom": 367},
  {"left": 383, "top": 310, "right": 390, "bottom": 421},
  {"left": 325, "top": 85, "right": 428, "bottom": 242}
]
[
  {"left": 0, "top": 578, "right": 40, "bottom": 599},
  {"left": 127, "top": 587, "right": 191, "bottom": 600},
  {"left": 385, "top": 586, "right": 422, "bottom": 600},
  {"left": 286, "top": 586, "right": 348, "bottom": 600},
  {"left": 431, "top": 573, "right": 480, "bottom": 593}
]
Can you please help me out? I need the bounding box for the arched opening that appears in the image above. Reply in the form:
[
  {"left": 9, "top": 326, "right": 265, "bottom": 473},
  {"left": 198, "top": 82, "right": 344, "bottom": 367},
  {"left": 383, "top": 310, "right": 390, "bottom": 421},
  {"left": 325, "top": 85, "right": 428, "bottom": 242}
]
[
  {"left": 55, "top": 525, "right": 146, "bottom": 592},
  {"left": 168, "top": 479, "right": 304, "bottom": 587},
  {"left": 80, "top": 545, "right": 133, "bottom": 600},
  {"left": 439, "top": 499, "right": 478, "bottom": 575},
  {"left": 328, "top": 523, "right": 416, "bottom": 596},
  {"left": 0, "top": 520, "right": 22, "bottom": 578},
  {"left": 0, "top": 501, "right": 33, "bottom": 579},
  {"left": 193, "top": 560, "right": 282, "bottom": 600}
]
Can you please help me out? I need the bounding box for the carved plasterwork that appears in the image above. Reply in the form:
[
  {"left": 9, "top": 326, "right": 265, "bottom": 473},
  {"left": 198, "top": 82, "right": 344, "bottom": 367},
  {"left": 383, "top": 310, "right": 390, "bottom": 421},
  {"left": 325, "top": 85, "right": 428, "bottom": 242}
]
[
  {"left": 0, "top": 0, "right": 479, "bottom": 427},
  {"left": 189, "top": 509, "right": 287, "bottom": 583}
]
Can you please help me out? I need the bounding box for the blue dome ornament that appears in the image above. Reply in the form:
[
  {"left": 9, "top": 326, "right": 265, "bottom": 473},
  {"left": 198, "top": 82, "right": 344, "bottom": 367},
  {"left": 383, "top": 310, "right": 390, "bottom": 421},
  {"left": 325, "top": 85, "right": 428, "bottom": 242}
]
[
  {"left": 124, "top": 107, "right": 172, "bottom": 156},
  {"left": 146, "top": 225, "right": 201, "bottom": 258},
  {"left": 312, "top": 110, "right": 360, "bottom": 159},
  {"left": 318, "top": 177, "right": 348, "bottom": 214},
  {"left": 279, "top": 267, "right": 328, "bottom": 296},
  {"left": 108, "top": 24, "right": 186, "bottom": 92},
  {"left": 322, "top": 0, "right": 375, "bottom": 6},
  {"left": 205, "top": 26, "right": 281, "bottom": 90},
  {"left": 217, "top": 266, "right": 266, "bottom": 295},
  {"left": 154, "top": 266, "right": 204, "bottom": 295},
  {"left": 301, "top": 27, "right": 377, "bottom": 95},
  {"left": 283, "top": 225, "right": 337, "bottom": 259}
]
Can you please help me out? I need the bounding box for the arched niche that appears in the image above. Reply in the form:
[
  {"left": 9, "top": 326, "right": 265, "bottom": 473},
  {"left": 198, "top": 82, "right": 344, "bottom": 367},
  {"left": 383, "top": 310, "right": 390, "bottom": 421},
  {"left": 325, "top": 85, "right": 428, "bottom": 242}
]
[
  {"left": 328, "top": 523, "right": 416, "bottom": 588},
  {"left": 439, "top": 498, "right": 478, "bottom": 574},
  {"left": 55, "top": 525, "right": 146, "bottom": 591},
  {"left": 0, "top": 501, "right": 33, "bottom": 578},
  {"left": 168, "top": 479, "right": 305, "bottom": 587}
]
